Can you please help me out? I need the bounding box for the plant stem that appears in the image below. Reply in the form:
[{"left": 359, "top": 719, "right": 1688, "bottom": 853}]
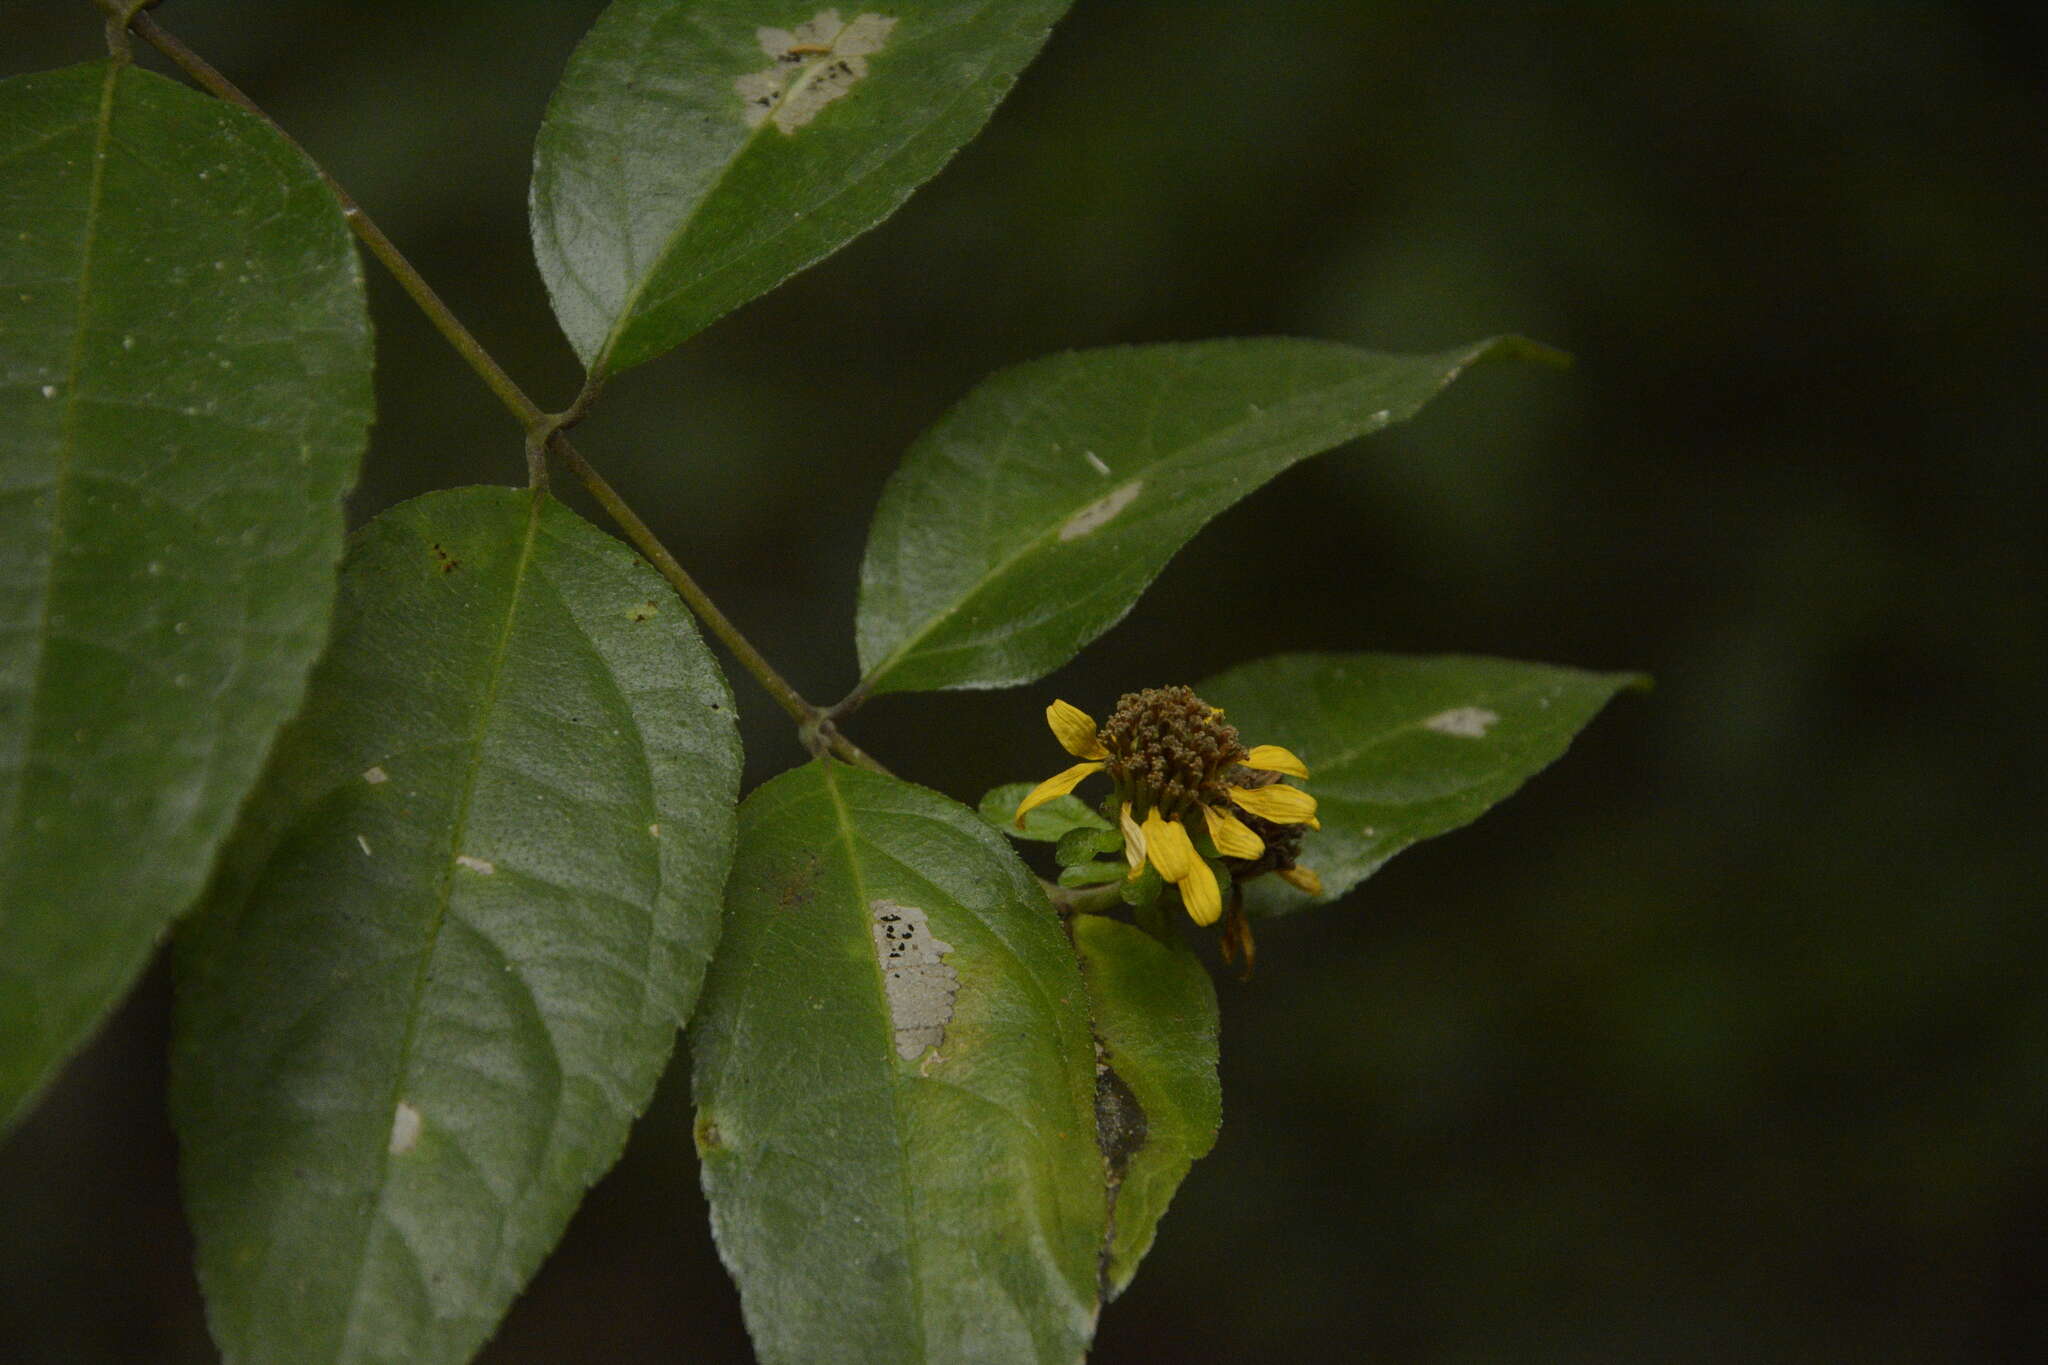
[
  {"left": 120, "top": 8, "right": 885, "bottom": 772},
  {"left": 97, "top": 0, "right": 153, "bottom": 57},
  {"left": 553, "top": 440, "right": 885, "bottom": 775},
  {"left": 823, "top": 679, "right": 872, "bottom": 724},
  {"left": 128, "top": 12, "right": 545, "bottom": 432},
  {"left": 555, "top": 440, "right": 794, "bottom": 709}
]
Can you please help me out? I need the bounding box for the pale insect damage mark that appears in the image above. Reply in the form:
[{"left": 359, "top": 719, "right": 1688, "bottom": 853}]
[
  {"left": 1424, "top": 706, "right": 1499, "bottom": 738},
  {"left": 362, "top": 766, "right": 388, "bottom": 784},
  {"left": 455, "top": 854, "right": 495, "bottom": 875},
  {"left": 1060, "top": 479, "right": 1143, "bottom": 542},
  {"left": 1083, "top": 449, "right": 1111, "bottom": 476},
  {"left": 870, "top": 898, "right": 958, "bottom": 1061},
  {"left": 356, "top": 834, "right": 373, "bottom": 857},
  {"left": 388, "top": 1101, "right": 422, "bottom": 1155},
  {"left": 735, "top": 10, "right": 897, "bottom": 135}
]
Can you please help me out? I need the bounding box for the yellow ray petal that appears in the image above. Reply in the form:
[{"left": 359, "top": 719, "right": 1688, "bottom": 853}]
[
  {"left": 1244, "top": 744, "right": 1309, "bottom": 778},
  {"left": 1045, "top": 700, "right": 1107, "bottom": 759},
  {"left": 1178, "top": 858, "right": 1222, "bottom": 926},
  {"left": 1201, "top": 802, "right": 1265, "bottom": 859},
  {"left": 1142, "top": 809, "right": 1196, "bottom": 882},
  {"left": 1013, "top": 760, "right": 1105, "bottom": 826},
  {"left": 1278, "top": 865, "right": 1324, "bottom": 897},
  {"left": 1120, "top": 801, "right": 1146, "bottom": 879},
  {"left": 1228, "top": 781, "right": 1318, "bottom": 826}
]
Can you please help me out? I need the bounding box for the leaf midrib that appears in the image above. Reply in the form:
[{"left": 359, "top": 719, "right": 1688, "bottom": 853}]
[
  {"left": 860, "top": 367, "right": 1379, "bottom": 690},
  {"left": 584, "top": 4, "right": 858, "bottom": 375},
  {"left": 584, "top": 1, "right": 1028, "bottom": 375},
  {"left": 0, "top": 63, "right": 119, "bottom": 926},
  {"left": 817, "top": 762, "right": 931, "bottom": 1364},
  {"left": 333, "top": 489, "right": 547, "bottom": 1355},
  {"left": 1291, "top": 668, "right": 1637, "bottom": 777}
]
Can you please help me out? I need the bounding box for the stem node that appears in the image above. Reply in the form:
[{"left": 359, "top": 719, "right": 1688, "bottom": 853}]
[{"left": 119, "top": 12, "right": 888, "bottom": 774}]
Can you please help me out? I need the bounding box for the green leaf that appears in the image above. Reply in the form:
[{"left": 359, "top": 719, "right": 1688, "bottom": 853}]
[
  {"left": 0, "top": 62, "right": 372, "bottom": 1128},
  {"left": 170, "top": 488, "right": 741, "bottom": 1365},
  {"left": 1054, "top": 824, "right": 1121, "bottom": 868},
  {"left": 1197, "top": 652, "right": 1646, "bottom": 914},
  {"left": 977, "top": 779, "right": 1110, "bottom": 842},
  {"left": 531, "top": 0, "right": 1070, "bottom": 376},
  {"left": 1057, "top": 860, "right": 1125, "bottom": 889},
  {"left": 1072, "top": 915, "right": 1220, "bottom": 1300},
  {"left": 856, "top": 336, "right": 1560, "bottom": 695},
  {"left": 1119, "top": 862, "right": 1163, "bottom": 911},
  {"left": 693, "top": 760, "right": 1104, "bottom": 1364}
]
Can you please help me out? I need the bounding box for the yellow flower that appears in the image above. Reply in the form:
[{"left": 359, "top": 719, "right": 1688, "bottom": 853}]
[{"left": 1015, "top": 686, "right": 1321, "bottom": 926}]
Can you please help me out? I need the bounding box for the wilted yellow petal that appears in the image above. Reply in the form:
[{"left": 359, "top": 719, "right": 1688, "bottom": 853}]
[
  {"left": 1120, "top": 801, "right": 1146, "bottom": 879},
  {"left": 1245, "top": 744, "right": 1309, "bottom": 779},
  {"left": 1013, "top": 761, "right": 1105, "bottom": 826},
  {"left": 1228, "top": 781, "right": 1318, "bottom": 826},
  {"left": 1045, "top": 700, "right": 1108, "bottom": 759},
  {"left": 1278, "top": 865, "right": 1324, "bottom": 897},
  {"left": 1143, "top": 810, "right": 1197, "bottom": 882},
  {"left": 1201, "top": 803, "right": 1265, "bottom": 859},
  {"left": 1178, "top": 858, "right": 1222, "bottom": 926}
]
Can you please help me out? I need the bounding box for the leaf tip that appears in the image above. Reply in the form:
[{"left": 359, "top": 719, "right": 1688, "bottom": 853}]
[{"left": 1488, "top": 334, "right": 1575, "bottom": 371}]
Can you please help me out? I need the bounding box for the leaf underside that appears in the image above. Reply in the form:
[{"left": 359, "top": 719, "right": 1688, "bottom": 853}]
[
  {"left": 531, "top": 0, "right": 1071, "bottom": 376},
  {"left": 171, "top": 488, "right": 741, "bottom": 1365},
  {"left": 855, "top": 336, "right": 1557, "bottom": 696},
  {"left": 1197, "top": 652, "right": 1647, "bottom": 915},
  {"left": 0, "top": 61, "right": 372, "bottom": 1128}
]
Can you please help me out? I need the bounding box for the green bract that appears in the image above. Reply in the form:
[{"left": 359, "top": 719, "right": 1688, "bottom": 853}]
[{"left": 977, "top": 779, "right": 1112, "bottom": 841}]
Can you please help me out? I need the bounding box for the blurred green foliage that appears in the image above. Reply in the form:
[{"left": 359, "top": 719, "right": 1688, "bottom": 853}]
[{"left": 4, "top": 1, "right": 2043, "bottom": 1360}]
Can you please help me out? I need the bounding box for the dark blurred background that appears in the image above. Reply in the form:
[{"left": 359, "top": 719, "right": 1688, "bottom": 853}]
[{"left": 6, "top": 1, "right": 2046, "bottom": 1360}]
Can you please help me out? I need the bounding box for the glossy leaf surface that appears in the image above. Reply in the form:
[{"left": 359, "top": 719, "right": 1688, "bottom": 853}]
[
  {"left": 693, "top": 760, "right": 1104, "bottom": 1364},
  {"left": 531, "top": 0, "right": 1069, "bottom": 375},
  {"left": 172, "top": 488, "right": 740, "bottom": 1364},
  {"left": 857, "top": 337, "right": 1556, "bottom": 695},
  {"left": 1198, "top": 652, "right": 1645, "bottom": 914},
  {"left": 0, "top": 62, "right": 372, "bottom": 1127},
  {"left": 1073, "top": 915, "right": 1220, "bottom": 1300}
]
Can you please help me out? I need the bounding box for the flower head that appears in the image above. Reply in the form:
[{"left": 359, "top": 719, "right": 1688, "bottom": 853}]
[{"left": 1015, "top": 685, "right": 1321, "bottom": 927}]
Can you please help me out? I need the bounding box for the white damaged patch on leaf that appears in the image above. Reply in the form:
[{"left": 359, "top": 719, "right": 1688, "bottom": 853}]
[
  {"left": 1424, "top": 706, "right": 1500, "bottom": 738},
  {"left": 735, "top": 9, "right": 898, "bottom": 134},
  {"left": 1059, "top": 479, "right": 1143, "bottom": 542},
  {"left": 870, "top": 898, "right": 957, "bottom": 1060},
  {"left": 388, "top": 1101, "right": 422, "bottom": 1155}
]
